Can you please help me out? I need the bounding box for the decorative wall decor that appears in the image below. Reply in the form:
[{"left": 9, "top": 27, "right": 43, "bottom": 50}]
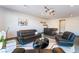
[
  {"left": 18, "top": 18, "right": 28, "bottom": 26},
  {"left": 40, "top": 21, "right": 48, "bottom": 28}
]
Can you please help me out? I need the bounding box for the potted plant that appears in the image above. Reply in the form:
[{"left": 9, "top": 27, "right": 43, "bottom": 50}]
[
  {"left": 0, "top": 32, "right": 6, "bottom": 49},
  {"left": 0, "top": 34, "right": 3, "bottom": 49}
]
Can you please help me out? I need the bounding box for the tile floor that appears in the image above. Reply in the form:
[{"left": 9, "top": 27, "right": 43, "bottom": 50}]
[{"left": 0, "top": 35, "right": 79, "bottom": 53}]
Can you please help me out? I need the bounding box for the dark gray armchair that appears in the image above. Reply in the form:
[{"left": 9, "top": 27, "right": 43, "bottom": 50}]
[
  {"left": 17, "top": 30, "right": 41, "bottom": 45},
  {"left": 55, "top": 31, "right": 76, "bottom": 47},
  {"left": 44, "top": 28, "right": 58, "bottom": 36}
]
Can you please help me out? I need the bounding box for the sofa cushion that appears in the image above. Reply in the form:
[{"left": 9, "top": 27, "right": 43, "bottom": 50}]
[
  {"left": 52, "top": 47, "right": 65, "bottom": 53},
  {"left": 44, "top": 28, "right": 57, "bottom": 36},
  {"left": 12, "top": 48, "right": 25, "bottom": 53},
  {"left": 17, "top": 30, "right": 36, "bottom": 37},
  {"left": 62, "top": 31, "right": 72, "bottom": 40}
]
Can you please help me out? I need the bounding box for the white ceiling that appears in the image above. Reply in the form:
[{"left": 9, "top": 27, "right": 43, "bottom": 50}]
[{"left": 1, "top": 5, "right": 79, "bottom": 19}]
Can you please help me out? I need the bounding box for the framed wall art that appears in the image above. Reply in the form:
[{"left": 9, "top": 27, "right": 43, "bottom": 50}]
[{"left": 18, "top": 18, "right": 28, "bottom": 26}]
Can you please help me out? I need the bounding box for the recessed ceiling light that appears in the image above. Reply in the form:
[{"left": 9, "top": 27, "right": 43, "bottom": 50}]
[
  {"left": 24, "top": 5, "right": 28, "bottom": 7},
  {"left": 70, "top": 14, "right": 73, "bottom": 17},
  {"left": 70, "top": 5, "right": 74, "bottom": 7}
]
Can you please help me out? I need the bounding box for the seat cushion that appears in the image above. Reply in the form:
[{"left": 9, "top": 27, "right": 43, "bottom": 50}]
[
  {"left": 52, "top": 47, "right": 65, "bottom": 53},
  {"left": 12, "top": 48, "right": 25, "bottom": 53}
]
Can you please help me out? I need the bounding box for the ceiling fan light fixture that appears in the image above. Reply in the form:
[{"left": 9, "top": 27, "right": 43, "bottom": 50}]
[{"left": 41, "top": 6, "right": 55, "bottom": 18}]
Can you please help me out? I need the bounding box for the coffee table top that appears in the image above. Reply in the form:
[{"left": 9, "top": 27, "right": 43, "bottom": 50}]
[
  {"left": 33, "top": 38, "right": 49, "bottom": 49},
  {"left": 45, "top": 37, "right": 58, "bottom": 49}
]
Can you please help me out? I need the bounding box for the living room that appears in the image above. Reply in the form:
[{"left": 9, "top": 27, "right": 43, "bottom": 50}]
[{"left": 0, "top": 5, "right": 79, "bottom": 53}]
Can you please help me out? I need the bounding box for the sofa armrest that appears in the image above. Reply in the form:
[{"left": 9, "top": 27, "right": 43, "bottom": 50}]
[
  {"left": 55, "top": 35, "right": 63, "bottom": 41},
  {"left": 59, "top": 41, "right": 73, "bottom": 43},
  {"left": 58, "top": 41, "right": 73, "bottom": 46}
]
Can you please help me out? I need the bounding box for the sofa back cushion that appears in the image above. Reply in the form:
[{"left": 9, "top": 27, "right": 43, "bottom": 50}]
[
  {"left": 62, "top": 31, "right": 72, "bottom": 40},
  {"left": 17, "top": 30, "right": 36, "bottom": 37},
  {"left": 44, "top": 28, "right": 57, "bottom": 35}
]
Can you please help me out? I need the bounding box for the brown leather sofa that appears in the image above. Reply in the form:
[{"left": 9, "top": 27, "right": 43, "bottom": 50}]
[{"left": 12, "top": 47, "right": 65, "bottom": 53}]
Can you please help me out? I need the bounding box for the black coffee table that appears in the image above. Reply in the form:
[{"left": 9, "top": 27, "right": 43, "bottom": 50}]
[{"left": 33, "top": 38, "right": 49, "bottom": 49}]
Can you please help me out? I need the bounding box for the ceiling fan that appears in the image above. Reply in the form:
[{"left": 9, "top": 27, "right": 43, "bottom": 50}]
[{"left": 44, "top": 6, "right": 55, "bottom": 15}]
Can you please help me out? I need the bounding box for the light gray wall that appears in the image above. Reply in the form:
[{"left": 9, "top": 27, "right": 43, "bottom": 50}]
[
  {"left": 47, "top": 17, "right": 79, "bottom": 36},
  {"left": 65, "top": 17, "right": 79, "bottom": 35},
  {"left": 0, "top": 8, "right": 6, "bottom": 31},
  {"left": 0, "top": 7, "right": 79, "bottom": 37},
  {"left": 0, "top": 7, "right": 45, "bottom": 38}
]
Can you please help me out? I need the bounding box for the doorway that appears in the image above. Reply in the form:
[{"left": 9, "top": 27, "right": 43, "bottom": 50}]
[{"left": 59, "top": 19, "right": 66, "bottom": 34}]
